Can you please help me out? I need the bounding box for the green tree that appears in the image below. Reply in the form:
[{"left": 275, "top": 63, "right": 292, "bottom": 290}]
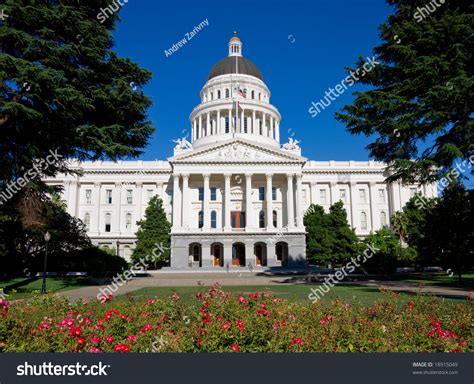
[
  {"left": 420, "top": 184, "right": 473, "bottom": 286},
  {"left": 132, "top": 196, "right": 171, "bottom": 269},
  {"left": 336, "top": 0, "right": 473, "bottom": 184},
  {"left": 303, "top": 204, "right": 332, "bottom": 264},
  {"left": 363, "top": 228, "right": 401, "bottom": 274},
  {"left": 391, "top": 211, "right": 409, "bottom": 247},
  {"left": 327, "top": 201, "right": 359, "bottom": 263}
]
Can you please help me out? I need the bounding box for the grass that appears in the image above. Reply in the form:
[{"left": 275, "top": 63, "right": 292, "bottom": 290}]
[
  {"left": 0, "top": 277, "right": 96, "bottom": 300},
  {"left": 124, "top": 284, "right": 466, "bottom": 306},
  {"left": 393, "top": 273, "right": 474, "bottom": 288}
]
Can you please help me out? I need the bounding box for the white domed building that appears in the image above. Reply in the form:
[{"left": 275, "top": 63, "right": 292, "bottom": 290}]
[{"left": 46, "top": 33, "right": 437, "bottom": 269}]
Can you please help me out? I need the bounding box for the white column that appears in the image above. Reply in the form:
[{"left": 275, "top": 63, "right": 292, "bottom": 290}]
[
  {"left": 296, "top": 174, "right": 304, "bottom": 228},
  {"left": 349, "top": 182, "right": 356, "bottom": 227},
  {"left": 217, "top": 110, "right": 221, "bottom": 134},
  {"left": 270, "top": 116, "right": 274, "bottom": 139},
  {"left": 330, "top": 181, "right": 338, "bottom": 205},
  {"left": 172, "top": 174, "right": 181, "bottom": 229},
  {"left": 136, "top": 181, "right": 143, "bottom": 219},
  {"left": 245, "top": 173, "right": 253, "bottom": 229},
  {"left": 266, "top": 173, "right": 273, "bottom": 229},
  {"left": 206, "top": 113, "right": 210, "bottom": 136},
  {"left": 224, "top": 173, "right": 231, "bottom": 230},
  {"left": 115, "top": 182, "right": 122, "bottom": 233},
  {"left": 203, "top": 174, "right": 210, "bottom": 229},
  {"left": 193, "top": 119, "right": 197, "bottom": 141},
  {"left": 93, "top": 182, "right": 101, "bottom": 234},
  {"left": 198, "top": 115, "right": 202, "bottom": 138},
  {"left": 275, "top": 120, "right": 280, "bottom": 142},
  {"left": 369, "top": 182, "right": 376, "bottom": 231},
  {"left": 287, "top": 174, "right": 295, "bottom": 228},
  {"left": 252, "top": 110, "right": 256, "bottom": 134},
  {"left": 181, "top": 174, "right": 189, "bottom": 228},
  {"left": 310, "top": 182, "right": 317, "bottom": 204}
]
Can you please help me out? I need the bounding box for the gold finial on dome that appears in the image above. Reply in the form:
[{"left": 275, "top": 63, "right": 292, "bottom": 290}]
[{"left": 230, "top": 31, "right": 240, "bottom": 42}]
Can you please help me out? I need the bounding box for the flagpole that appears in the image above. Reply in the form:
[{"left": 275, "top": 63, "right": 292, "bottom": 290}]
[{"left": 235, "top": 47, "right": 238, "bottom": 138}]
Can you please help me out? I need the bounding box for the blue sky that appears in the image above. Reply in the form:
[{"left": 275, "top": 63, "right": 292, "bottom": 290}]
[{"left": 113, "top": 0, "right": 393, "bottom": 161}]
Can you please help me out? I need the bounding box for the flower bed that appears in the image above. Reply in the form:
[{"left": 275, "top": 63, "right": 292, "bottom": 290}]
[{"left": 0, "top": 284, "right": 472, "bottom": 353}]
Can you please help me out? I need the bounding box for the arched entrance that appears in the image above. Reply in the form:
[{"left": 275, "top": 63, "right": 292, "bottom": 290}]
[
  {"left": 211, "top": 242, "right": 224, "bottom": 267},
  {"left": 232, "top": 243, "right": 245, "bottom": 266},
  {"left": 276, "top": 242, "right": 289, "bottom": 267},
  {"left": 188, "top": 243, "right": 202, "bottom": 267},
  {"left": 254, "top": 242, "right": 267, "bottom": 266}
]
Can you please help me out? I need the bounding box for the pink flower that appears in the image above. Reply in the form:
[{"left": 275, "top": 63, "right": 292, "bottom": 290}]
[
  {"left": 113, "top": 344, "right": 131, "bottom": 353},
  {"left": 222, "top": 321, "right": 231, "bottom": 331},
  {"left": 235, "top": 320, "right": 244, "bottom": 332},
  {"left": 88, "top": 347, "right": 103, "bottom": 353},
  {"left": 125, "top": 335, "right": 137, "bottom": 343},
  {"left": 231, "top": 343, "right": 239, "bottom": 352},
  {"left": 238, "top": 296, "right": 248, "bottom": 304},
  {"left": 140, "top": 324, "right": 153, "bottom": 333},
  {"left": 89, "top": 335, "right": 102, "bottom": 345},
  {"left": 105, "top": 336, "right": 114, "bottom": 343},
  {"left": 291, "top": 338, "right": 304, "bottom": 346}
]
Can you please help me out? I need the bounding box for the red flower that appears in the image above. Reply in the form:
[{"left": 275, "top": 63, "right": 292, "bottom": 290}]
[
  {"left": 197, "top": 338, "right": 203, "bottom": 345},
  {"left": 368, "top": 338, "right": 376, "bottom": 343},
  {"left": 222, "top": 321, "right": 231, "bottom": 331},
  {"left": 238, "top": 296, "right": 248, "bottom": 304},
  {"left": 105, "top": 336, "right": 114, "bottom": 343},
  {"left": 235, "top": 320, "right": 244, "bottom": 332},
  {"left": 291, "top": 338, "right": 304, "bottom": 346},
  {"left": 450, "top": 347, "right": 462, "bottom": 353},
  {"left": 231, "top": 343, "right": 239, "bottom": 352},
  {"left": 88, "top": 347, "right": 103, "bottom": 353},
  {"left": 68, "top": 327, "right": 82, "bottom": 337},
  {"left": 125, "top": 335, "right": 137, "bottom": 343},
  {"left": 89, "top": 335, "right": 102, "bottom": 345},
  {"left": 140, "top": 324, "right": 153, "bottom": 333},
  {"left": 407, "top": 301, "right": 415, "bottom": 310},
  {"left": 113, "top": 344, "right": 131, "bottom": 353},
  {"left": 75, "top": 337, "right": 86, "bottom": 346}
]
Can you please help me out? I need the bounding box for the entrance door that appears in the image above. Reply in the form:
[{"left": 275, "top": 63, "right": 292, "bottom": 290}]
[
  {"left": 231, "top": 211, "right": 245, "bottom": 228},
  {"left": 255, "top": 244, "right": 263, "bottom": 266},
  {"left": 232, "top": 243, "right": 245, "bottom": 266},
  {"left": 213, "top": 246, "right": 221, "bottom": 266}
]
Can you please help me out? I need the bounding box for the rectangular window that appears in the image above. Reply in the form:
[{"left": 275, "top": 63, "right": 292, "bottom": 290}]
[
  {"left": 410, "top": 187, "right": 417, "bottom": 197},
  {"left": 125, "top": 214, "right": 132, "bottom": 230},
  {"left": 339, "top": 189, "right": 346, "bottom": 203},
  {"left": 225, "top": 117, "right": 229, "bottom": 132},
  {"left": 359, "top": 189, "right": 366, "bottom": 204},
  {"left": 259, "top": 187, "right": 265, "bottom": 201},
  {"left": 272, "top": 186, "right": 277, "bottom": 201},
  {"left": 210, "top": 187, "right": 217, "bottom": 201},
  {"left": 85, "top": 189, "right": 92, "bottom": 205},
  {"left": 198, "top": 187, "right": 204, "bottom": 201},
  {"left": 320, "top": 189, "right": 327, "bottom": 204},
  {"left": 244, "top": 117, "right": 248, "bottom": 132},
  {"left": 126, "top": 190, "right": 133, "bottom": 204},
  {"left": 105, "top": 214, "right": 111, "bottom": 232},
  {"left": 147, "top": 189, "right": 153, "bottom": 200},
  {"left": 378, "top": 189, "right": 386, "bottom": 203},
  {"left": 106, "top": 189, "right": 112, "bottom": 204}
]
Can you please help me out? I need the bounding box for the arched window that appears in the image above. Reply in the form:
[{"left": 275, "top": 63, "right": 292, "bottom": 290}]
[
  {"left": 360, "top": 212, "right": 367, "bottom": 230},
  {"left": 273, "top": 210, "right": 277, "bottom": 227},
  {"left": 125, "top": 213, "right": 132, "bottom": 230},
  {"left": 211, "top": 210, "right": 217, "bottom": 228},
  {"left": 84, "top": 213, "right": 90, "bottom": 231},
  {"left": 210, "top": 92, "right": 213, "bottom": 100},
  {"left": 198, "top": 211, "right": 204, "bottom": 228},
  {"left": 193, "top": 245, "right": 200, "bottom": 262},
  {"left": 259, "top": 210, "right": 265, "bottom": 228},
  {"left": 380, "top": 211, "right": 387, "bottom": 228},
  {"left": 225, "top": 89, "right": 230, "bottom": 98},
  {"left": 217, "top": 90, "right": 221, "bottom": 99},
  {"left": 251, "top": 90, "right": 255, "bottom": 99},
  {"left": 105, "top": 213, "right": 111, "bottom": 232}
]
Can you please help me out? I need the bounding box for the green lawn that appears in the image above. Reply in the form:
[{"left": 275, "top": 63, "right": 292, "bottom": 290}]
[
  {"left": 0, "top": 277, "right": 96, "bottom": 300},
  {"left": 393, "top": 273, "right": 474, "bottom": 288},
  {"left": 124, "top": 284, "right": 465, "bottom": 306}
]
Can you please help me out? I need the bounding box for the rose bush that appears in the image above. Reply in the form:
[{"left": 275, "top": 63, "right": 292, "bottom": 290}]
[{"left": 0, "top": 283, "right": 472, "bottom": 353}]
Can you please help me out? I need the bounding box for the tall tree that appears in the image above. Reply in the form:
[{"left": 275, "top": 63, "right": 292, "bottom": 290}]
[
  {"left": 303, "top": 204, "right": 332, "bottom": 264},
  {"left": 327, "top": 201, "right": 359, "bottom": 263},
  {"left": 0, "top": 0, "right": 153, "bottom": 204},
  {"left": 132, "top": 196, "right": 171, "bottom": 268},
  {"left": 336, "top": 0, "right": 473, "bottom": 183}
]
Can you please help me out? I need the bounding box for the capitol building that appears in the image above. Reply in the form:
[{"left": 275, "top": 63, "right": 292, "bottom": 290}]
[{"left": 46, "top": 33, "right": 436, "bottom": 269}]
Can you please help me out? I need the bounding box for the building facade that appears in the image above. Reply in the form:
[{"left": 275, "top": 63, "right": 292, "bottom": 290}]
[{"left": 46, "top": 34, "right": 437, "bottom": 269}]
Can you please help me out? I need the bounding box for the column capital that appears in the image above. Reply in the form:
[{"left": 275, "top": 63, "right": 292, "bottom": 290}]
[
  {"left": 265, "top": 172, "right": 273, "bottom": 179},
  {"left": 286, "top": 173, "right": 295, "bottom": 179},
  {"left": 245, "top": 173, "right": 253, "bottom": 179},
  {"left": 181, "top": 173, "right": 190, "bottom": 180},
  {"left": 202, "top": 173, "right": 211, "bottom": 179},
  {"left": 136, "top": 181, "right": 143, "bottom": 187},
  {"left": 295, "top": 173, "right": 303, "bottom": 180},
  {"left": 310, "top": 181, "right": 317, "bottom": 187},
  {"left": 224, "top": 173, "right": 232, "bottom": 179},
  {"left": 330, "top": 181, "right": 337, "bottom": 187},
  {"left": 350, "top": 181, "right": 357, "bottom": 187},
  {"left": 115, "top": 182, "right": 122, "bottom": 188},
  {"left": 369, "top": 181, "right": 376, "bottom": 187}
]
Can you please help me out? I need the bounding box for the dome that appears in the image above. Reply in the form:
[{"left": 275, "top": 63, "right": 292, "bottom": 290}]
[{"left": 207, "top": 56, "right": 264, "bottom": 81}]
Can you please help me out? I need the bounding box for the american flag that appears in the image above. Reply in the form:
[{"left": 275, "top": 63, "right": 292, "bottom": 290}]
[{"left": 238, "top": 88, "right": 247, "bottom": 98}]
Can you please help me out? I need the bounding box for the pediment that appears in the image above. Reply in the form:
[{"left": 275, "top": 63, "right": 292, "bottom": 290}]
[{"left": 168, "top": 138, "right": 306, "bottom": 164}]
